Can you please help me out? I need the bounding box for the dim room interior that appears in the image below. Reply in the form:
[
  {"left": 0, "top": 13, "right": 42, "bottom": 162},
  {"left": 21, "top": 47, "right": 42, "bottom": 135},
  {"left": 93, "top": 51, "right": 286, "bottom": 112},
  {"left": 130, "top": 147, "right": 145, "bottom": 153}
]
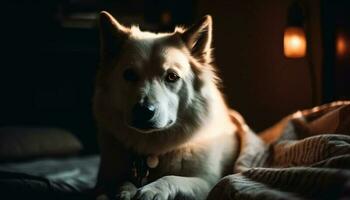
[{"left": 0, "top": 0, "right": 349, "bottom": 199}]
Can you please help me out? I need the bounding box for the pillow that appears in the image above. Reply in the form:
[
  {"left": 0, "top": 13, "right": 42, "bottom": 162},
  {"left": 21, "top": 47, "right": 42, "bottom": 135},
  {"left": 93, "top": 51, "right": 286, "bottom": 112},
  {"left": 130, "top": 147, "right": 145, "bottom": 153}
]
[
  {"left": 0, "top": 127, "right": 83, "bottom": 162},
  {"left": 307, "top": 104, "right": 350, "bottom": 135}
]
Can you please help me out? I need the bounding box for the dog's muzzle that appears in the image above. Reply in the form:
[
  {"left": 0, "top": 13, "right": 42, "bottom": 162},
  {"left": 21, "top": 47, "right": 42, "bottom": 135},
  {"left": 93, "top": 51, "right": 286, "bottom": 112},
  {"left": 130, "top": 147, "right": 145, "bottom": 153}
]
[{"left": 131, "top": 102, "right": 156, "bottom": 129}]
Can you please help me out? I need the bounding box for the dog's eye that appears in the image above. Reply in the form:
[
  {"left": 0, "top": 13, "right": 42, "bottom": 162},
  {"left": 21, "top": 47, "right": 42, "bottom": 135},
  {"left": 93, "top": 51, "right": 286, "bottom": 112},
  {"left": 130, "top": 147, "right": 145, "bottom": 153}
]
[
  {"left": 165, "top": 72, "right": 180, "bottom": 83},
  {"left": 123, "top": 69, "right": 138, "bottom": 82}
]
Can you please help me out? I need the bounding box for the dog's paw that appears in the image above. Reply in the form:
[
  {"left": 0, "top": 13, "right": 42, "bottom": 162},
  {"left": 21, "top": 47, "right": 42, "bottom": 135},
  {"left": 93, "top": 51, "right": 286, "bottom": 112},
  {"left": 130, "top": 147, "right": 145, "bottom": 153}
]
[{"left": 132, "top": 186, "right": 169, "bottom": 200}]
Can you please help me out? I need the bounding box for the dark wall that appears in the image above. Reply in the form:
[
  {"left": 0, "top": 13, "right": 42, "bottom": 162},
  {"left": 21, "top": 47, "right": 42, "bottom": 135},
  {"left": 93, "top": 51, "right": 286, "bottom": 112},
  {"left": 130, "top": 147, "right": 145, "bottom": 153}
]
[
  {"left": 198, "top": 0, "right": 323, "bottom": 131},
  {"left": 1, "top": 2, "right": 99, "bottom": 153},
  {"left": 322, "top": 0, "right": 350, "bottom": 102}
]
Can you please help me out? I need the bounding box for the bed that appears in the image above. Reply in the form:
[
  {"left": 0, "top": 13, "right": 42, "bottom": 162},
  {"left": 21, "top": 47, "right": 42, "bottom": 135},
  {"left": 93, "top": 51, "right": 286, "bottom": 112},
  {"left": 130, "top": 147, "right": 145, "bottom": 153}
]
[
  {"left": 0, "top": 101, "right": 349, "bottom": 200},
  {"left": 0, "top": 128, "right": 98, "bottom": 200}
]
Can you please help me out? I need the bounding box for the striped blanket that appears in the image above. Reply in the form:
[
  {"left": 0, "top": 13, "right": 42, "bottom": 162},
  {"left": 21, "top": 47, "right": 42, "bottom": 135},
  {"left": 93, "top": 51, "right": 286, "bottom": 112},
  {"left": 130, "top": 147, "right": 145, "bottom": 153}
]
[{"left": 208, "top": 101, "right": 350, "bottom": 200}]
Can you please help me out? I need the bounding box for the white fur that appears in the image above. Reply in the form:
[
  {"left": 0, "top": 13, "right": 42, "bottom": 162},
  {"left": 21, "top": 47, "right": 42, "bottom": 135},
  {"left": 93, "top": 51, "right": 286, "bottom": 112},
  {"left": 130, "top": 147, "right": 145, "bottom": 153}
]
[{"left": 94, "top": 11, "right": 242, "bottom": 200}]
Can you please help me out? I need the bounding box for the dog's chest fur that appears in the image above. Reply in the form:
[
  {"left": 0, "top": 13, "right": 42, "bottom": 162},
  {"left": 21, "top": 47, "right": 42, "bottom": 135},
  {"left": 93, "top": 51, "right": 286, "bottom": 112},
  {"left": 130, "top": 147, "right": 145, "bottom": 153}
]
[{"left": 141, "top": 130, "right": 238, "bottom": 184}]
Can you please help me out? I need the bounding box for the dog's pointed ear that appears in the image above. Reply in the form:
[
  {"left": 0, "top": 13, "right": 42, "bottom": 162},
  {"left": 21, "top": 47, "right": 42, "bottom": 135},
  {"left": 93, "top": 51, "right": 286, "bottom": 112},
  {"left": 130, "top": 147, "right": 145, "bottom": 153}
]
[
  {"left": 99, "top": 11, "right": 130, "bottom": 60},
  {"left": 181, "top": 15, "right": 213, "bottom": 63}
]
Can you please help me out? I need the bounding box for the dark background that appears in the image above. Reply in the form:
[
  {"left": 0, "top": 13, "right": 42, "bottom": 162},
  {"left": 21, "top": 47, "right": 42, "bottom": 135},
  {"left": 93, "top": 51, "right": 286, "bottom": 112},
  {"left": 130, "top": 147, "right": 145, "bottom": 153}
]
[{"left": 0, "top": 0, "right": 349, "bottom": 154}]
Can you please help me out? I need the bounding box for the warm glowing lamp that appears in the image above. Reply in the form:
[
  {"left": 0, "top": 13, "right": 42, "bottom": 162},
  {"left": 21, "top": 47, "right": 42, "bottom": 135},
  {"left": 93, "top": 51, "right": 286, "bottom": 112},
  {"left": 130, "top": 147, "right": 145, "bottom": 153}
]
[
  {"left": 336, "top": 33, "right": 348, "bottom": 57},
  {"left": 284, "top": 2, "right": 318, "bottom": 105},
  {"left": 284, "top": 2, "right": 306, "bottom": 58},
  {"left": 284, "top": 27, "right": 307, "bottom": 58}
]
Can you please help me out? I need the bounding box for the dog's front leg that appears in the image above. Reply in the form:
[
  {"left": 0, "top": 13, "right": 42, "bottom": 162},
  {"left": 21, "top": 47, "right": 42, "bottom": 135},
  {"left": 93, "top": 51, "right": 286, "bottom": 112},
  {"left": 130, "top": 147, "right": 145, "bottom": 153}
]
[{"left": 134, "top": 175, "right": 210, "bottom": 200}]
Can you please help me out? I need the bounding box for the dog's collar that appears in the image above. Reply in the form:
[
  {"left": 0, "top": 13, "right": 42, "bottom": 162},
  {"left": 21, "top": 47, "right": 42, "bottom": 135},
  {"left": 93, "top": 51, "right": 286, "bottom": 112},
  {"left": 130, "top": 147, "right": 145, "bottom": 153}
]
[{"left": 130, "top": 154, "right": 159, "bottom": 187}]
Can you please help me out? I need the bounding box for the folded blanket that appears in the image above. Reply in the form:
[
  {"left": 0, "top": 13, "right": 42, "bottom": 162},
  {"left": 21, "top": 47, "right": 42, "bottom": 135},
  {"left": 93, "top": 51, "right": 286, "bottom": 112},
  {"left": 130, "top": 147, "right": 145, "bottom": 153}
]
[{"left": 208, "top": 101, "right": 350, "bottom": 200}]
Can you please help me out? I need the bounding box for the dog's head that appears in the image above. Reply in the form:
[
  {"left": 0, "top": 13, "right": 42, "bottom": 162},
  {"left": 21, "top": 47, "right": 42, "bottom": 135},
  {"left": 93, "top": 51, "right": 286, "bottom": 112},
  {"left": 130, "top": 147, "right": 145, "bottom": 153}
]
[{"left": 97, "top": 11, "right": 216, "bottom": 134}]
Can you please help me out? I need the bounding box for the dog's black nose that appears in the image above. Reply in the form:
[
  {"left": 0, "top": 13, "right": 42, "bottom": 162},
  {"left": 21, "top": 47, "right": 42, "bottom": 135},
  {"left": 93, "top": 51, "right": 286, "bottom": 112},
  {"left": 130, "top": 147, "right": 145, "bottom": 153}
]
[{"left": 132, "top": 102, "right": 156, "bottom": 125}]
